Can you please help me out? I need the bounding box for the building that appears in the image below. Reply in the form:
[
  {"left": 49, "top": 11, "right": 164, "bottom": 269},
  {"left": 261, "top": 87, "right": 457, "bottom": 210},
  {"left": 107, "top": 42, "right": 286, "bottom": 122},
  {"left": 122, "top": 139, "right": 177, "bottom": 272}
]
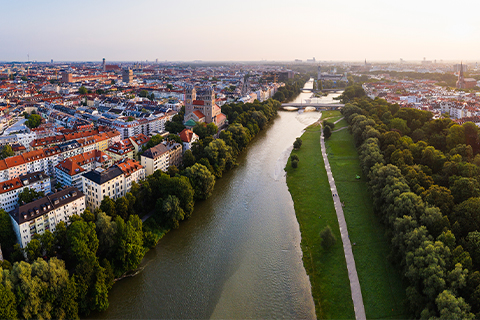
[
  {"left": 82, "top": 160, "right": 144, "bottom": 210},
  {"left": 122, "top": 69, "right": 133, "bottom": 83},
  {"left": 55, "top": 150, "right": 112, "bottom": 191},
  {"left": 183, "top": 85, "right": 226, "bottom": 127},
  {"left": 129, "top": 134, "right": 150, "bottom": 160},
  {"left": 0, "top": 171, "right": 51, "bottom": 213},
  {"left": 179, "top": 128, "right": 198, "bottom": 152},
  {"left": 116, "top": 159, "right": 145, "bottom": 194},
  {"left": 9, "top": 187, "right": 85, "bottom": 248},
  {"left": 141, "top": 141, "right": 182, "bottom": 175},
  {"left": 61, "top": 72, "right": 73, "bottom": 83},
  {"left": 105, "top": 138, "right": 135, "bottom": 162}
]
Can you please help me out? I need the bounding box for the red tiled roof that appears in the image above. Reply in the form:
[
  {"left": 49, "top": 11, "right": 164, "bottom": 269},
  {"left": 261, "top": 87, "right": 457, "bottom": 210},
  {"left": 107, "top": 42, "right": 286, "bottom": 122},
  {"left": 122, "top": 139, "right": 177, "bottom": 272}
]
[{"left": 193, "top": 110, "right": 205, "bottom": 119}]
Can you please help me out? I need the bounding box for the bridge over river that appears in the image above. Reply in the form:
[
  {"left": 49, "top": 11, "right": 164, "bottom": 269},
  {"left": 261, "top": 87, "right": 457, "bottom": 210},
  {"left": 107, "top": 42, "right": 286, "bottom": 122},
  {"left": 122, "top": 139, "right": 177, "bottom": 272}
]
[{"left": 281, "top": 102, "right": 344, "bottom": 110}]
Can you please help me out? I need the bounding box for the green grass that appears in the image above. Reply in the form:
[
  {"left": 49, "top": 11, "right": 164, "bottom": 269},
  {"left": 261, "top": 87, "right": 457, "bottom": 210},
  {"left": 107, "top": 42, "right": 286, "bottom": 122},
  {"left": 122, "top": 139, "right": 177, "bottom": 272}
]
[
  {"left": 285, "top": 122, "right": 355, "bottom": 319},
  {"left": 325, "top": 127, "right": 406, "bottom": 319}
]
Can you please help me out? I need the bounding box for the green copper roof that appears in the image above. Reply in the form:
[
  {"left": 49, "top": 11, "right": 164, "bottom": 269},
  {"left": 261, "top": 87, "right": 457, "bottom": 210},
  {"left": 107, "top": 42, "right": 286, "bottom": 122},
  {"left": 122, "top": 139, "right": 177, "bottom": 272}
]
[{"left": 184, "top": 119, "right": 197, "bottom": 127}]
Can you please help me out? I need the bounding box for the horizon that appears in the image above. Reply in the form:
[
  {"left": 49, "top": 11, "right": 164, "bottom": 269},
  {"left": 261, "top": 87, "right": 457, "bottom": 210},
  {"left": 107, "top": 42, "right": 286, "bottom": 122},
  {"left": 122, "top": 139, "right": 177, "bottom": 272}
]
[{"left": 3, "top": 0, "right": 480, "bottom": 62}]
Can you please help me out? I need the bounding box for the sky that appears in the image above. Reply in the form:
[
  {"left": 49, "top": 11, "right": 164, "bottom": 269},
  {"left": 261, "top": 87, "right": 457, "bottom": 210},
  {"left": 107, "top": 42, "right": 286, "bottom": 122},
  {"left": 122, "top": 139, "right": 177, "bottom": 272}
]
[{"left": 2, "top": 0, "right": 480, "bottom": 62}]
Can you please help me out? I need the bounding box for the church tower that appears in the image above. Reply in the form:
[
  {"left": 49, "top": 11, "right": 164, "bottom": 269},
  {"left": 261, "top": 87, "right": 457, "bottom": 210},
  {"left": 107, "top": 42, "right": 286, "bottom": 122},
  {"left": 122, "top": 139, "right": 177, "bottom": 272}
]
[{"left": 184, "top": 84, "right": 196, "bottom": 116}]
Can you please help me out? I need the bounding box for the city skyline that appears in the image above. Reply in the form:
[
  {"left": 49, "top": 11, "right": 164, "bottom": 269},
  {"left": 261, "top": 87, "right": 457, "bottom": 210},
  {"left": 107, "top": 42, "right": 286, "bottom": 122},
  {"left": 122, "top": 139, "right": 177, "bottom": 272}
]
[{"left": 2, "top": 0, "right": 480, "bottom": 62}]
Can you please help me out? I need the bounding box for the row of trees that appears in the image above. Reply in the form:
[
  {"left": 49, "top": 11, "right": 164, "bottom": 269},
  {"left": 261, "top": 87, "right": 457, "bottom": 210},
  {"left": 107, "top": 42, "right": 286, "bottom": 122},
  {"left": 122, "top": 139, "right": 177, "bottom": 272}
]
[{"left": 341, "top": 90, "right": 480, "bottom": 318}]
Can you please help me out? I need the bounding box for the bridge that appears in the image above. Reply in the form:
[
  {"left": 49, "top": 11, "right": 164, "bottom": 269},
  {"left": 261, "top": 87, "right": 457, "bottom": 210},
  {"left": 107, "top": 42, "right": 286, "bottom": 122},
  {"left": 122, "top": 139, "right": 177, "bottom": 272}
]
[{"left": 281, "top": 103, "right": 344, "bottom": 110}]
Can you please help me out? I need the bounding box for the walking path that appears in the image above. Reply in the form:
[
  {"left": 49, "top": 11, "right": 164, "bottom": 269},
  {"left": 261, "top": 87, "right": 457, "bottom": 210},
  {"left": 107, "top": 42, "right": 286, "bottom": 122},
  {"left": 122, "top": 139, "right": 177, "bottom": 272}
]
[{"left": 320, "top": 122, "right": 366, "bottom": 320}]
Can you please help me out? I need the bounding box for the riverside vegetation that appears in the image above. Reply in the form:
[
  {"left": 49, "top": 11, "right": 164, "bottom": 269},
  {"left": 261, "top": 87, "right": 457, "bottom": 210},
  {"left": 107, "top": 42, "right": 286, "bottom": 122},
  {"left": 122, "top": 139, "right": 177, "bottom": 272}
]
[
  {"left": 0, "top": 93, "right": 288, "bottom": 319},
  {"left": 339, "top": 84, "right": 480, "bottom": 318}
]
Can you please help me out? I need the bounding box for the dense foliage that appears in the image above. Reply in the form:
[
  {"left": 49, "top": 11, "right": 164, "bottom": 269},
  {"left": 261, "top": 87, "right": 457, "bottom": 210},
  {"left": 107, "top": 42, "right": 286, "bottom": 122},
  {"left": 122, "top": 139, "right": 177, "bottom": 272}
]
[
  {"left": 341, "top": 89, "right": 480, "bottom": 318},
  {"left": 272, "top": 75, "right": 310, "bottom": 103}
]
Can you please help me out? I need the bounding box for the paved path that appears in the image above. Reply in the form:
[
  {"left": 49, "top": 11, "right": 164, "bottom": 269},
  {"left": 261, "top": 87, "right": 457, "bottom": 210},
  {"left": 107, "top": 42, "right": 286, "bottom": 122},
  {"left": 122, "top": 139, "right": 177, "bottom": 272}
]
[
  {"left": 320, "top": 123, "right": 366, "bottom": 320},
  {"left": 333, "top": 117, "right": 345, "bottom": 124}
]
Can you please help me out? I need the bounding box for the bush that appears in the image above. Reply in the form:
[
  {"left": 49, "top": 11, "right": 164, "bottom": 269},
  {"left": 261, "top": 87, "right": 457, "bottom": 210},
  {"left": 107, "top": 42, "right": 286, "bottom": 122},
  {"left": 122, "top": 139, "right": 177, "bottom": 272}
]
[
  {"left": 291, "top": 159, "right": 299, "bottom": 168},
  {"left": 323, "top": 120, "right": 335, "bottom": 129},
  {"left": 323, "top": 126, "right": 332, "bottom": 139},
  {"left": 290, "top": 154, "right": 299, "bottom": 162},
  {"left": 293, "top": 137, "right": 302, "bottom": 149},
  {"left": 320, "top": 225, "right": 336, "bottom": 249}
]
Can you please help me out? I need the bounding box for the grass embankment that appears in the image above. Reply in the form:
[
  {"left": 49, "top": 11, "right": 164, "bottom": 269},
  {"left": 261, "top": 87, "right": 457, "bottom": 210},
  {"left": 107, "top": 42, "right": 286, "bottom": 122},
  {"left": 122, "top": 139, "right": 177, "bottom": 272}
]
[
  {"left": 324, "top": 118, "right": 406, "bottom": 319},
  {"left": 285, "top": 121, "right": 355, "bottom": 319}
]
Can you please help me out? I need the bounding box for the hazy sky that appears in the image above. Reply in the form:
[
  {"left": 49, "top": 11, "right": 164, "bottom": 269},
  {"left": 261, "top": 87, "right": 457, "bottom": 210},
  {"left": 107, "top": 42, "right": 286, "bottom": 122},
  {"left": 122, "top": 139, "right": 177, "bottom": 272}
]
[{"left": 2, "top": 0, "right": 480, "bottom": 62}]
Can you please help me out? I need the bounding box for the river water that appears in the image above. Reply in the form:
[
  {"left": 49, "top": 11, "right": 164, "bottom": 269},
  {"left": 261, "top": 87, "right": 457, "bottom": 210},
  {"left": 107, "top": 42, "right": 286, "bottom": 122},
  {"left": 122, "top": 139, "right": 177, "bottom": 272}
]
[{"left": 92, "top": 80, "right": 341, "bottom": 319}]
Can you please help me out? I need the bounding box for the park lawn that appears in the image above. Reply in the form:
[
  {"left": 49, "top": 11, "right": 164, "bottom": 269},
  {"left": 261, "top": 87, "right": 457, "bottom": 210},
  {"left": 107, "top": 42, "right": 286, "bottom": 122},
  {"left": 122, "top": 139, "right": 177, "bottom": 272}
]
[
  {"left": 285, "top": 122, "right": 355, "bottom": 320},
  {"left": 325, "top": 127, "right": 406, "bottom": 319}
]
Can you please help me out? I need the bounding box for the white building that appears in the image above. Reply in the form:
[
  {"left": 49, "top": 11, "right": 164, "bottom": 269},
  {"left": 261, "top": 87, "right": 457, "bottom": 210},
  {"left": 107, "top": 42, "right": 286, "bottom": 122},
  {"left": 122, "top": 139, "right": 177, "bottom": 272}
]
[
  {"left": 9, "top": 187, "right": 85, "bottom": 248},
  {"left": 82, "top": 159, "right": 145, "bottom": 210},
  {"left": 0, "top": 171, "right": 51, "bottom": 213}
]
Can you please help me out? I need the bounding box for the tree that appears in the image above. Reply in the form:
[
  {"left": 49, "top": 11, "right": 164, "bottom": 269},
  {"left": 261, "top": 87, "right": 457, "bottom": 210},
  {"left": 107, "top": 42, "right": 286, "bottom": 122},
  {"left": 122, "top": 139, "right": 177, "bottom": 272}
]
[
  {"left": 293, "top": 137, "right": 302, "bottom": 149},
  {"left": 183, "top": 149, "right": 196, "bottom": 168},
  {"left": 115, "top": 197, "right": 129, "bottom": 220},
  {"left": 0, "top": 145, "right": 14, "bottom": 160},
  {"left": 323, "top": 120, "right": 335, "bottom": 129},
  {"left": 323, "top": 125, "right": 332, "bottom": 139},
  {"left": 25, "top": 236, "right": 42, "bottom": 262},
  {"left": 26, "top": 113, "right": 42, "bottom": 128},
  {"left": 184, "top": 163, "right": 216, "bottom": 200},
  {"left": 0, "top": 282, "right": 17, "bottom": 320},
  {"left": 435, "top": 290, "right": 474, "bottom": 319},
  {"left": 18, "top": 187, "right": 44, "bottom": 205},
  {"left": 0, "top": 209, "right": 17, "bottom": 259},
  {"left": 290, "top": 154, "right": 299, "bottom": 162},
  {"left": 159, "top": 195, "right": 185, "bottom": 229},
  {"left": 78, "top": 86, "right": 87, "bottom": 94},
  {"left": 100, "top": 196, "right": 116, "bottom": 217},
  {"left": 320, "top": 226, "right": 337, "bottom": 249},
  {"left": 111, "top": 215, "right": 144, "bottom": 276},
  {"left": 421, "top": 185, "right": 455, "bottom": 216}
]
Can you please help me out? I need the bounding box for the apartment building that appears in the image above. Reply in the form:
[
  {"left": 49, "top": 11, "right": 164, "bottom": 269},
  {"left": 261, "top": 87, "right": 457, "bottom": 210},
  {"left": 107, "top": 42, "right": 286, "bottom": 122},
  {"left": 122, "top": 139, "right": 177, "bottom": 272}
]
[
  {"left": 0, "top": 171, "right": 51, "bottom": 213},
  {"left": 55, "top": 150, "right": 112, "bottom": 191},
  {"left": 9, "top": 186, "right": 85, "bottom": 248},
  {"left": 140, "top": 141, "right": 182, "bottom": 175},
  {"left": 82, "top": 159, "right": 144, "bottom": 210}
]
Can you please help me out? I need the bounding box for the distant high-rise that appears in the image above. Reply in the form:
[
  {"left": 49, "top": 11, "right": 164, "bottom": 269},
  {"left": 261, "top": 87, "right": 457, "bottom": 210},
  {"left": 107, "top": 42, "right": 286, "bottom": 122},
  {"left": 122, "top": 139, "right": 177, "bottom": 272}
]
[
  {"left": 453, "top": 63, "right": 468, "bottom": 73},
  {"left": 456, "top": 62, "right": 465, "bottom": 89},
  {"left": 61, "top": 72, "right": 73, "bottom": 83},
  {"left": 122, "top": 69, "right": 133, "bottom": 83},
  {"left": 51, "top": 59, "right": 53, "bottom": 64},
  {"left": 102, "top": 58, "right": 106, "bottom": 72}
]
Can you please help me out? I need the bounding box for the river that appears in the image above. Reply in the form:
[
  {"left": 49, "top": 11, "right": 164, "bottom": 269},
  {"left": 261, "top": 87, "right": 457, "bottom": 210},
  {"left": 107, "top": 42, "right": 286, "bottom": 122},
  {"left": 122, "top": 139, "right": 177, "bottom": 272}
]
[{"left": 91, "top": 80, "right": 341, "bottom": 319}]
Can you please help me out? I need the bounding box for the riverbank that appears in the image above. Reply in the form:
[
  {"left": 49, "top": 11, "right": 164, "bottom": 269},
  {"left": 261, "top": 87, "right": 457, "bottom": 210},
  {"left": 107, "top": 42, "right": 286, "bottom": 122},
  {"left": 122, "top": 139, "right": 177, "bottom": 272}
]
[
  {"left": 285, "top": 118, "right": 355, "bottom": 319},
  {"left": 286, "top": 110, "right": 406, "bottom": 319}
]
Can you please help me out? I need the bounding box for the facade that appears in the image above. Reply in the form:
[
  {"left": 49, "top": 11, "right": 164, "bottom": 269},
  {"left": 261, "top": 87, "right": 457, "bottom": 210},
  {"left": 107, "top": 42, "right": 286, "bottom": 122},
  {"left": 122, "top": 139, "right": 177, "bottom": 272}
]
[
  {"left": 141, "top": 141, "right": 182, "bottom": 175},
  {"left": 9, "top": 187, "right": 85, "bottom": 248},
  {"left": 105, "top": 138, "right": 135, "bottom": 162},
  {"left": 122, "top": 69, "right": 133, "bottom": 83},
  {"left": 82, "top": 160, "right": 144, "bottom": 210},
  {"left": 183, "top": 85, "right": 226, "bottom": 127},
  {"left": 0, "top": 171, "right": 51, "bottom": 213}
]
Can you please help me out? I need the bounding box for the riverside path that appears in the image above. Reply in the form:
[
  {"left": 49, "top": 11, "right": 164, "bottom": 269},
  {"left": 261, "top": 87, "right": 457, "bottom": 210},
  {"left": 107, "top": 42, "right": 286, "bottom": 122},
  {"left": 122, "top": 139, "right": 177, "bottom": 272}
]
[{"left": 320, "top": 121, "right": 366, "bottom": 320}]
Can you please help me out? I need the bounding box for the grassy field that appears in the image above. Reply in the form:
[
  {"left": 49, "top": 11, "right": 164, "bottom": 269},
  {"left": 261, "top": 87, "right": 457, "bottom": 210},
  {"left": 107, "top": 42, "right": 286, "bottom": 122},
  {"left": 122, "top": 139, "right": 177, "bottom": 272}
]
[
  {"left": 324, "top": 121, "right": 406, "bottom": 319},
  {"left": 285, "top": 122, "right": 355, "bottom": 319}
]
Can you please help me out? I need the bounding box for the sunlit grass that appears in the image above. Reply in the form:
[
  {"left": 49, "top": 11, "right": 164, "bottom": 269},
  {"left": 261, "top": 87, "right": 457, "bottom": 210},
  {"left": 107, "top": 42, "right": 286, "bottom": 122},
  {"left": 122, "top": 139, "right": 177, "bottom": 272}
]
[
  {"left": 286, "top": 123, "right": 355, "bottom": 319},
  {"left": 325, "top": 128, "right": 406, "bottom": 319}
]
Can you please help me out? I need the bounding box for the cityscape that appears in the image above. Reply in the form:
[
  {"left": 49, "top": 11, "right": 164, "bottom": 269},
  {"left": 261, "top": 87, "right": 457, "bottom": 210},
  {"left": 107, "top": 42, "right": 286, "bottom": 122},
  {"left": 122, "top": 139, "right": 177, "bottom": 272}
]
[{"left": 2, "top": 1, "right": 480, "bottom": 320}]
